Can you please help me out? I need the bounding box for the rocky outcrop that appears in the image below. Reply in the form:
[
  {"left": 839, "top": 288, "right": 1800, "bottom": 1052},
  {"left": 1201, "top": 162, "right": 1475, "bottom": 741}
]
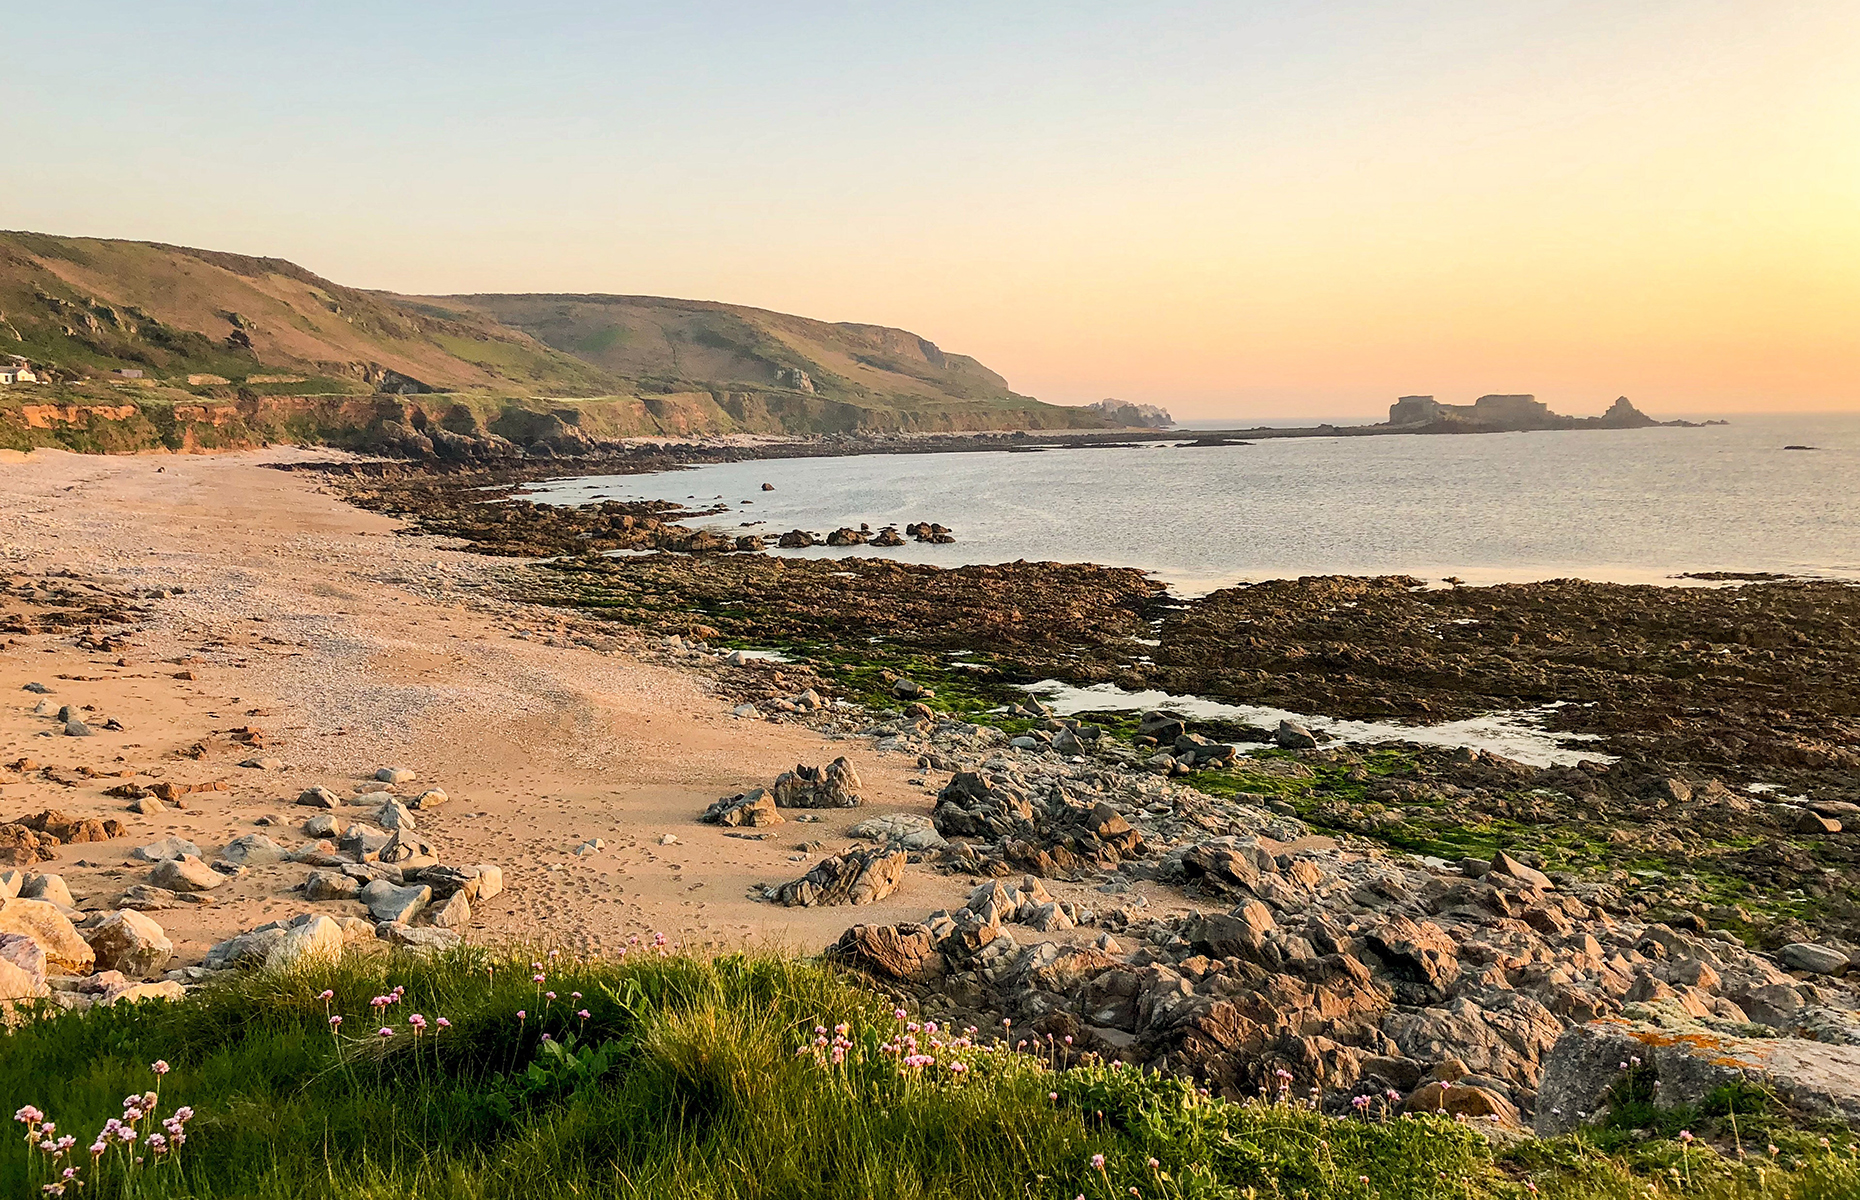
[
  {"left": 775, "top": 849, "right": 906, "bottom": 907},
  {"left": 702, "top": 789, "right": 783, "bottom": 827},
  {"left": 772, "top": 758, "right": 863, "bottom": 809},
  {"left": 933, "top": 771, "right": 1145, "bottom": 879}
]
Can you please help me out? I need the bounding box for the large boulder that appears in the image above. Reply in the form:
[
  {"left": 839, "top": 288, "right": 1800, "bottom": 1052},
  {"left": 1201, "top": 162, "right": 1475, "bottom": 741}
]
[
  {"left": 132, "top": 837, "right": 202, "bottom": 863},
  {"left": 772, "top": 758, "right": 864, "bottom": 809},
  {"left": 360, "top": 880, "right": 430, "bottom": 925},
  {"left": 265, "top": 915, "right": 345, "bottom": 970},
  {"left": 0, "top": 932, "right": 47, "bottom": 999},
  {"left": 84, "top": 910, "right": 173, "bottom": 977},
  {"left": 1537, "top": 1015, "right": 1860, "bottom": 1134},
  {"left": 775, "top": 849, "right": 905, "bottom": 907},
  {"left": 0, "top": 824, "right": 56, "bottom": 866},
  {"left": 0, "top": 899, "right": 95, "bottom": 973},
  {"left": 20, "top": 873, "right": 74, "bottom": 909}
]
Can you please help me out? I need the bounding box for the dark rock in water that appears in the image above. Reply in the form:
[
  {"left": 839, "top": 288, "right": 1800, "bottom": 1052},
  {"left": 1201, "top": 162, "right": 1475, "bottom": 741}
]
[
  {"left": 734, "top": 534, "right": 766, "bottom": 552},
  {"left": 1275, "top": 720, "right": 1318, "bottom": 750},
  {"left": 905, "top": 522, "right": 955, "bottom": 544},
  {"left": 870, "top": 526, "right": 905, "bottom": 547},
  {"left": 1137, "top": 711, "right": 1186, "bottom": 743},
  {"left": 761, "top": 482, "right": 776, "bottom": 490},
  {"left": 775, "top": 847, "right": 905, "bottom": 907},
  {"left": 776, "top": 529, "right": 818, "bottom": 548},
  {"left": 771, "top": 757, "right": 863, "bottom": 808},
  {"left": 825, "top": 527, "right": 868, "bottom": 547}
]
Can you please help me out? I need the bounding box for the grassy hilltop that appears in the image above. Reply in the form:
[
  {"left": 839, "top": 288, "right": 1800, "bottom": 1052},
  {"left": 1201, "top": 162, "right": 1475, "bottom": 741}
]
[{"left": 0, "top": 231, "right": 1105, "bottom": 451}]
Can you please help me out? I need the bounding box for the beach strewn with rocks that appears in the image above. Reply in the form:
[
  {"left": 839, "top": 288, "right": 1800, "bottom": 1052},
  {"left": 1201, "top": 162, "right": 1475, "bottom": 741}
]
[{"left": 2, "top": 445, "right": 1857, "bottom": 1182}]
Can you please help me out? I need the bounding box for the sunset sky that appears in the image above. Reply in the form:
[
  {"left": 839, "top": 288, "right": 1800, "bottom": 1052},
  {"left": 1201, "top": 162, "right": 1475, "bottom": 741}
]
[{"left": 5, "top": 2, "right": 1856, "bottom": 418}]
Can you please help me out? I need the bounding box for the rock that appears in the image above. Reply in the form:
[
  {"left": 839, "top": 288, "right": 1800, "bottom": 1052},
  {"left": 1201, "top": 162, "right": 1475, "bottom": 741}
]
[
  {"left": 1404, "top": 1081, "right": 1523, "bottom": 1125},
  {"left": 348, "top": 790, "right": 395, "bottom": 808},
  {"left": 466, "top": 864, "right": 503, "bottom": 901},
  {"left": 360, "top": 879, "right": 430, "bottom": 924},
  {"left": 117, "top": 885, "right": 180, "bottom": 911},
  {"left": 409, "top": 788, "right": 448, "bottom": 810},
  {"left": 150, "top": 854, "right": 227, "bottom": 891},
  {"left": 265, "top": 915, "right": 345, "bottom": 969},
  {"left": 0, "top": 899, "right": 95, "bottom": 972},
  {"left": 847, "top": 813, "right": 948, "bottom": 851},
  {"left": 372, "top": 800, "right": 417, "bottom": 831},
  {"left": 772, "top": 757, "right": 864, "bottom": 808},
  {"left": 1188, "top": 901, "right": 1277, "bottom": 958},
  {"left": 296, "top": 786, "right": 340, "bottom": 809},
  {"left": 775, "top": 848, "right": 906, "bottom": 907},
  {"left": 65, "top": 719, "right": 95, "bottom": 737},
  {"left": 1779, "top": 943, "right": 1850, "bottom": 975},
  {"left": 826, "top": 923, "right": 946, "bottom": 983},
  {"left": 20, "top": 810, "right": 122, "bottom": 843},
  {"left": 0, "top": 932, "right": 48, "bottom": 993},
  {"left": 338, "top": 823, "right": 393, "bottom": 861},
  {"left": 1366, "top": 916, "right": 1461, "bottom": 1000},
  {"left": 892, "top": 679, "right": 933, "bottom": 700},
  {"left": 23, "top": 682, "right": 50, "bottom": 694},
  {"left": 658, "top": 833, "right": 679, "bottom": 846},
  {"left": 0, "top": 870, "right": 20, "bottom": 900},
  {"left": 131, "top": 837, "right": 202, "bottom": 863},
  {"left": 1795, "top": 810, "right": 1842, "bottom": 835},
  {"left": 703, "top": 789, "right": 784, "bottom": 827},
  {"left": 303, "top": 870, "right": 362, "bottom": 901},
  {"left": 304, "top": 814, "right": 340, "bottom": 838},
  {"left": 1489, "top": 850, "right": 1554, "bottom": 891},
  {"left": 575, "top": 838, "right": 604, "bottom": 855},
  {"left": 378, "top": 923, "right": 460, "bottom": 953},
  {"left": 0, "top": 954, "right": 46, "bottom": 1000},
  {"left": 203, "top": 925, "right": 288, "bottom": 969},
  {"left": 220, "top": 834, "right": 288, "bottom": 867},
  {"left": 1275, "top": 720, "right": 1318, "bottom": 750},
  {"left": 98, "top": 980, "right": 184, "bottom": 1006},
  {"left": 84, "top": 910, "right": 172, "bottom": 977},
  {"left": 0, "top": 825, "right": 53, "bottom": 867},
  {"left": 20, "top": 873, "right": 74, "bottom": 909},
  {"left": 376, "top": 766, "right": 416, "bottom": 784},
  {"left": 431, "top": 890, "right": 471, "bottom": 928},
  {"left": 1537, "top": 1016, "right": 1860, "bottom": 1134},
  {"left": 129, "top": 796, "right": 165, "bottom": 815}
]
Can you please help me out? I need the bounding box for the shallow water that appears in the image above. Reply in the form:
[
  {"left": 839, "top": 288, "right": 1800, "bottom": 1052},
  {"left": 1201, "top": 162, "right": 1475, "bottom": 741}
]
[
  {"left": 524, "top": 412, "right": 1860, "bottom": 595},
  {"left": 1021, "top": 681, "right": 1610, "bottom": 768}
]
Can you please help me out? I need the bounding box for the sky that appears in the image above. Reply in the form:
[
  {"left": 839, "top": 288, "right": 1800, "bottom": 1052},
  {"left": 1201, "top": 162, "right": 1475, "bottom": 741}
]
[{"left": 3, "top": 1, "right": 1857, "bottom": 419}]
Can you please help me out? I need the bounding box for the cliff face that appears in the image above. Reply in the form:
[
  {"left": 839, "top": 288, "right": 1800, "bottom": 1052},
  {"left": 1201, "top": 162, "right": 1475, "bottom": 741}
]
[{"left": 1385, "top": 394, "right": 1662, "bottom": 432}]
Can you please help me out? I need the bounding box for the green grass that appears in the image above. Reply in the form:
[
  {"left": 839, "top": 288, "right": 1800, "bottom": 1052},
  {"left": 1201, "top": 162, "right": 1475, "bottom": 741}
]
[{"left": 4, "top": 948, "right": 1856, "bottom": 1199}]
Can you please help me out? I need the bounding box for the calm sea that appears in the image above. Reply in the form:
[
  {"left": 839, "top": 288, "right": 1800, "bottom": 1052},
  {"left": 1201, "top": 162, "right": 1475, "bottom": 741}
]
[{"left": 524, "top": 412, "right": 1860, "bottom": 595}]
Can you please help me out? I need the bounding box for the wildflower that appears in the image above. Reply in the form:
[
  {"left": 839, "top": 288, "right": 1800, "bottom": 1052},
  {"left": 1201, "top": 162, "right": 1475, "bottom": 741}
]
[
  {"left": 1360, "top": 1178, "right": 1370, "bottom": 1186},
  {"left": 409, "top": 1014, "right": 428, "bottom": 1032},
  {"left": 577, "top": 1009, "right": 591, "bottom": 1020},
  {"left": 1679, "top": 1130, "right": 1694, "bottom": 1143},
  {"left": 151, "top": 1060, "right": 170, "bottom": 1076},
  {"left": 1526, "top": 1184, "right": 1538, "bottom": 1195},
  {"left": 1091, "top": 1153, "right": 1106, "bottom": 1170},
  {"left": 436, "top": 1017, "right": 451, "bottom": 1029},
  {"left": 378, "top": 1027, "right": 394, "bottom": 1039},
  {"left": 1050, "top": 1092, "right": 1059, "bottom": 1101},
  {"left": 1769, "top": 1144, "right": 1780, "bottom": 1156},
  {"left": 89, "top": 1142, "right": 106, "bottom": 1158},
  {"left": 172, "top": 1107, "right": 192, "bottom": 1122},
  {"left": 1149, "top": 1158, "right": 1160, "bottom": 1170},
  {"left": 571, "top": 991, "right": 582, "bottom": 1000},
  {"left": 541, "top": 1033, "right": 552, "bottom": 1043},
  {"left": 948, "top": 1061, "right": 968, "bottom": 1074},
  {"left": 545, "top": 991, "right": 556, "bottom": 1001},
  {"left": 148, "top": 1133, "right": 168, "bottom": 1154},
  {"left": 532, "top": 974, "right": 545, "bottom": 984},
  {"left": 895, "top": 1007, "right": 907, "bottom": 1020},
  {"left": 1352, "top": 1095, "right": 1372, "bottom": 1112},
  {"left": 318, "top": 989, "right": 335, "bottom": 1001},
  {"left": 329, "top": 1015, "right": 342, "bottom": 1028},
  {"left": 517, "top": 1010, "right": 527, "bottom": 1021},
  {"left": 16, "top": 1105, "right": 44, "bottom": 1125}
]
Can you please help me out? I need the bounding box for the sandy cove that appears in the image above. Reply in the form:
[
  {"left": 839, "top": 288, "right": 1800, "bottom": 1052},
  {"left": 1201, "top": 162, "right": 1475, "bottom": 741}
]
[{"left": 0, "top": 447, "right": 969, "bottom": 963}]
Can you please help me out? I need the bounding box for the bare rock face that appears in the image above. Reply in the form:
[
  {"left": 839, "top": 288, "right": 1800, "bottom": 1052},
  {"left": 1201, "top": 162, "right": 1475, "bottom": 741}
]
[
  {"left": 0, "top": 824, "right": 56, "bottom": 867},
  {"left": 0, "top": 932, "right": 48, "bottom": 998},
  {"left": 1536, "top": 1014, "right": 1860, "bottom": 1134},
  {"left": 772, "top": 758, "right": 864, "bottom": 809},
  {"left": 0, "top": 899, "right": 95, "bottom": 973},
  {"left": 775, "top": 848, "right": 906, "bottom": 907},
  {"left": 1364, "top": 916, "right": 1461, "bottom": 1002},
  {"left": 265, "top": 915, "right": 345, "bottom": 970},
  {"left": 702, "top": 789, "right": 783, "bottom": 827},
  {"left": 827, "top": 923, "right": 946, "bottom": 982},
  {"left": 84, "top": 910, "right": 173, "bottom": 977}
]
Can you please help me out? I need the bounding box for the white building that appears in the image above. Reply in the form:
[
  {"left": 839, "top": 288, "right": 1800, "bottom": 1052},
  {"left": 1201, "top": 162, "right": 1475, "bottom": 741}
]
[{"left": 0, "top": 358, "right": 38, "bottom": 384}]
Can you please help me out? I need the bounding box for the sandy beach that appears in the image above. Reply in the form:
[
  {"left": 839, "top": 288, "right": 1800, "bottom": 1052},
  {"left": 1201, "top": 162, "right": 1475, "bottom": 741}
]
[{"left": 0, "top": 447, "right": 968, "bottom": 965}]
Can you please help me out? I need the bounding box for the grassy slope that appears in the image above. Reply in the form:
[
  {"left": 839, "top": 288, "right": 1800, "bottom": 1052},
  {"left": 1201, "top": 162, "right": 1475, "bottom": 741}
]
[
  {"left": 401, "top": 293, "right": 1105, "bottom": 431},
  {"left": 0, "top": 231, "right": 1106, "bottom": 436},
  {"left": 0, "top": 232, "right": 618, "bottom": 395},
  {"left": 3, "top": 948, "right": 1855, "bottom": 1200}
]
